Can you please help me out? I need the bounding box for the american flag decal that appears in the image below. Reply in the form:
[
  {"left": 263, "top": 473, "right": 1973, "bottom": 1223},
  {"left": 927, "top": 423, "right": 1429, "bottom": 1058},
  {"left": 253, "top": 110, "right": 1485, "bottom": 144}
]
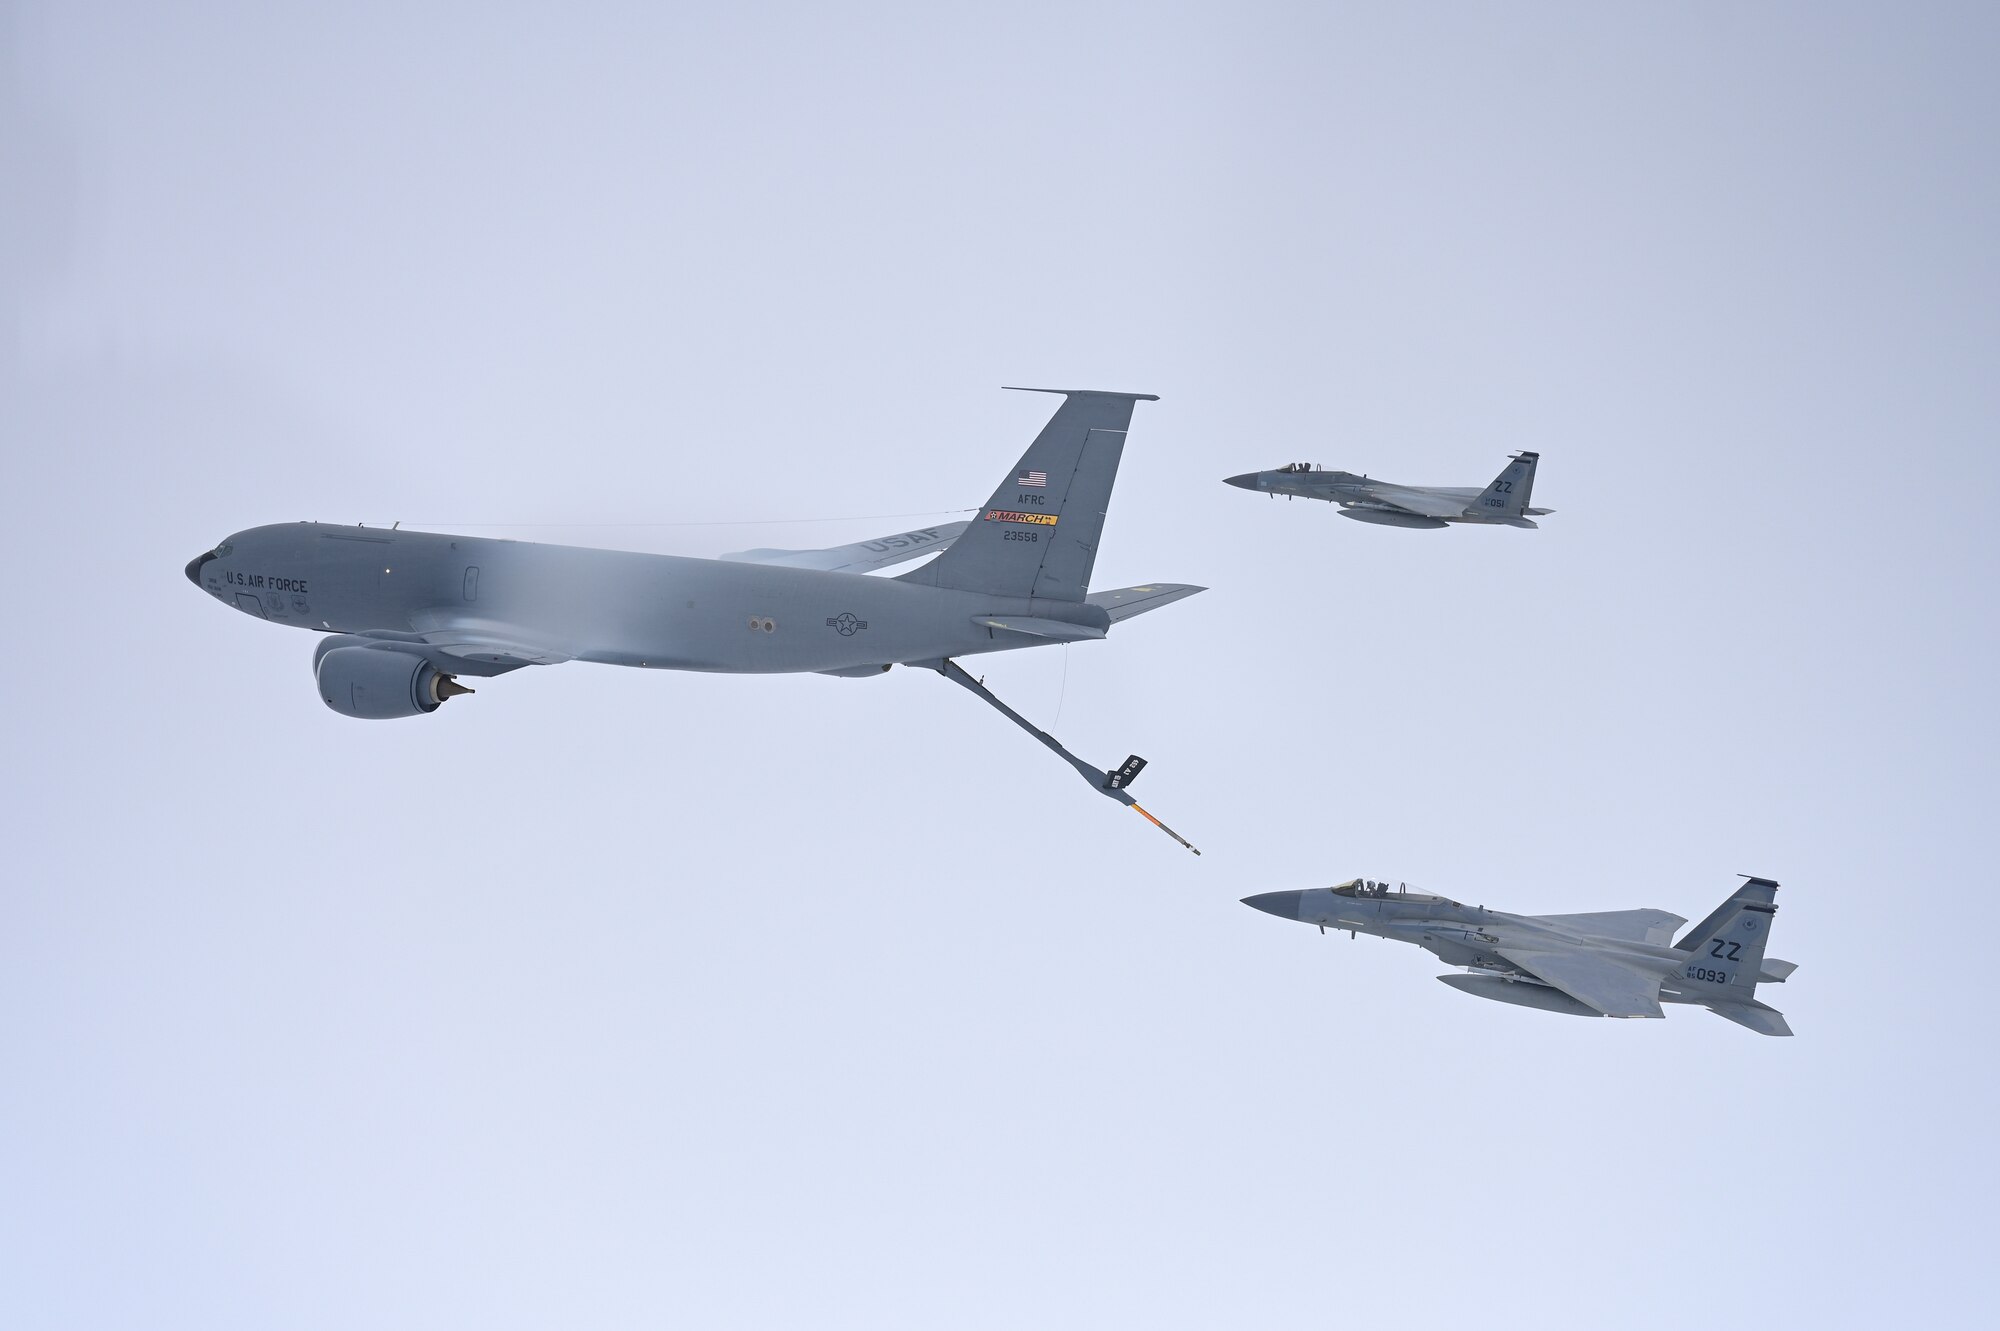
[{"left": 1016, "top": 470, "right": 1048, "bottom": 488}]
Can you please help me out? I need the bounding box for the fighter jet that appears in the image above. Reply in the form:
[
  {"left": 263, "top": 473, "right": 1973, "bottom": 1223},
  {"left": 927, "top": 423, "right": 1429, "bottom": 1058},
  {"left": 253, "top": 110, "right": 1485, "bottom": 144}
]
[
  {"left": 1223, "top": 451, "right": 1552, "bottom": 528},
  {"left": 184, "top": 389, "right": 1205, "bottom": 851},
  {"left": 1242, "top": 875, "right": 1796, "bottom": 1034}
]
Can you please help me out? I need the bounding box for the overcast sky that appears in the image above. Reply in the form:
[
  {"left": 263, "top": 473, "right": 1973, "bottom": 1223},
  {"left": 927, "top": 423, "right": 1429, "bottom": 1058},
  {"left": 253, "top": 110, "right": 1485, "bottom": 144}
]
[{"left": 6, "top": 3, "right": 1998, "bottom": 1327}]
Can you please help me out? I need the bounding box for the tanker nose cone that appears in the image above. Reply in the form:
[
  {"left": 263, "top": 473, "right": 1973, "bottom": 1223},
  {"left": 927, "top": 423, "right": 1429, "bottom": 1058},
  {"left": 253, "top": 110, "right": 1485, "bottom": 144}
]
[
  {"left": 1242, "top": 890, "right": 1305, "bottom": 921},
  {"left": 1223, "top": 473, "right": 1260, "bottom": 490},
  {"left": 185, "top": 550, "right": 215, "bottom": 587}
]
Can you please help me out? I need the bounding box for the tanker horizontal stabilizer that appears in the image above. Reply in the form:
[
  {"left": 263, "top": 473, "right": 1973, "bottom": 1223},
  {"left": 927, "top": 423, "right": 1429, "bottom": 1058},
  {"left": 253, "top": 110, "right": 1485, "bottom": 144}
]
[
  {"left": 972, "top": 616, "right": 1106, "bottom": 642},
  {"left": 1086, "top": 583, "right": 1207, "bottom": 623}
]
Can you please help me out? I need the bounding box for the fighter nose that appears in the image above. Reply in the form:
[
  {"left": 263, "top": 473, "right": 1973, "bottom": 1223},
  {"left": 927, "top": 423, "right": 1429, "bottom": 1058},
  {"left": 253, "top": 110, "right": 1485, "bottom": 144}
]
[
  {"left": 1223, "top": 473, "right": 1260, "bottom": 490},
  {"left": 1241, "top": 890, "right": 1306, "bottom": 921},
  {"left": 185, "top": 550, "right": 215, "bottom": 587}
]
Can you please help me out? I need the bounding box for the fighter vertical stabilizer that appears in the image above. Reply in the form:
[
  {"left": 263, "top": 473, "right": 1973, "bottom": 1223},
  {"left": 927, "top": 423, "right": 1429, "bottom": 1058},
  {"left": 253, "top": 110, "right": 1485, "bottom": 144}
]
[
  {"left": 1473, "top": 451, "right": 1539, "bottom": 519},
  {"left": 1671, "top": 876, "right": 1788, "bottom": 1033}
]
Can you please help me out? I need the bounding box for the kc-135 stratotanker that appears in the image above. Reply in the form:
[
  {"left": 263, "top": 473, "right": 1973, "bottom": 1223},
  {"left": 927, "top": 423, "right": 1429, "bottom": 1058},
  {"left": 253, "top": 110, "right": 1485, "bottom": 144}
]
[
  {"left": 186, "top": 389, "right": 1205, "bottom": 851},
  {"left": 1243, "top": 875, "right": 1797, "bottom": 1034}
]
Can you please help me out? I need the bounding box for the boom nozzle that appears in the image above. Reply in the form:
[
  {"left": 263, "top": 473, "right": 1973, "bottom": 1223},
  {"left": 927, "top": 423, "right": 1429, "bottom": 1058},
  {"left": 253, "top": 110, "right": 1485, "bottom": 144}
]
[{"left": 1132, "top": 802, "right": 1200, "bottom": 855}]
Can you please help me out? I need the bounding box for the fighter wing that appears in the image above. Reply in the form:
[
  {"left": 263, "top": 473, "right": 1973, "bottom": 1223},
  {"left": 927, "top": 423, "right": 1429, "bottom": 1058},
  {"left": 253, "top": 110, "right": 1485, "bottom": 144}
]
[
  {"left": 721, "top": 520, "right": 969, "bottom": 573},
  {"left": 1492, "top": 947, "right": 1666, "bottom": 1019},
  {"left": 1361, "top": 485, "right": 1472, "bottom": 520},
  {"left": 1537, "top": 909, "right": 1688, "bottom": 947}
]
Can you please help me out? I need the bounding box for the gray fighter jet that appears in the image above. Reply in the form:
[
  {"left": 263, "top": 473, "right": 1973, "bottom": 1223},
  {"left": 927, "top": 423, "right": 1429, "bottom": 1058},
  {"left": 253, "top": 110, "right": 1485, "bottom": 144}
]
[
  {"left": 185, "top": 389, "right": 1205, "bottom": 850},
  {"left": 1224, "top": 452, "right": 1551, "bottom": 528},
  {"left": 1243, "top": 875, "right": 1796, "bottom": 1034}
]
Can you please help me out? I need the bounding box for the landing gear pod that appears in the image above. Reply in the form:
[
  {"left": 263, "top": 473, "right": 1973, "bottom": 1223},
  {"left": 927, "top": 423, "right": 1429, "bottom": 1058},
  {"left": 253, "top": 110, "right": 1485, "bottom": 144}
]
[{"left": 314, "top": 640, "right": 472, "bottom": 719}]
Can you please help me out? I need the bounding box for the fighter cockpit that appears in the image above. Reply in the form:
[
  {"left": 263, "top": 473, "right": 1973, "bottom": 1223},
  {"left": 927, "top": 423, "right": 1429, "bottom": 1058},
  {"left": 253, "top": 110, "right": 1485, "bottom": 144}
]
[
  {"left": 1330, "top": 878, "right": 1448, "bottom": 903},
  {"left": 1276, "top": 462, "right": 1319, "bottom": 474}
]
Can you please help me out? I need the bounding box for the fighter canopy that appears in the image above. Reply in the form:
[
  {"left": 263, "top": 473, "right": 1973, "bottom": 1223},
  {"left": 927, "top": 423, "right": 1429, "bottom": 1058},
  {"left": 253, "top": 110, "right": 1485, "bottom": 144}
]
[{"left": 1330, "top": 878, "right": 1448, "bottom": 902}]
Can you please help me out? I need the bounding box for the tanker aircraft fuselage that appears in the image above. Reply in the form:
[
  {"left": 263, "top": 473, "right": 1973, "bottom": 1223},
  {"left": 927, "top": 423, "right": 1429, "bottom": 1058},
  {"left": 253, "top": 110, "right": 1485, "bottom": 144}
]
[{"left": 188, "top": 521, "right": 1121, "bottom": 677}]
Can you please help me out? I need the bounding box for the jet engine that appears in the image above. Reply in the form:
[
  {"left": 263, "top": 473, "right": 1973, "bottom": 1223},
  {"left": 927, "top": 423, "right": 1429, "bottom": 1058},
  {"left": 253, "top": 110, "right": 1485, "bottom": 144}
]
[{"left": 314, "top": 639, "right": 473, "bottom": 720}]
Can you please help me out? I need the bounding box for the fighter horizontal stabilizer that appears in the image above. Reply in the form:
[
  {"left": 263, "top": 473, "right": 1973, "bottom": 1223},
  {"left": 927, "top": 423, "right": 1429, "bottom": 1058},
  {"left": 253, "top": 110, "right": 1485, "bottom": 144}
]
[
  {"left": 1493, "top": 946, "right": 1666, "bottom": 1019},
  {"left": 1708, "top": 1001, "right": 1793, "bottom": 1037},
  {"left": 1085, "top": 583, "right": 1207, "bottom": 624},
  {"left": 721, "top": 520, "right": 969, "bottom": 574},
  {"left": 972, "top": 616, "right": 1107, "bottom": 642}
]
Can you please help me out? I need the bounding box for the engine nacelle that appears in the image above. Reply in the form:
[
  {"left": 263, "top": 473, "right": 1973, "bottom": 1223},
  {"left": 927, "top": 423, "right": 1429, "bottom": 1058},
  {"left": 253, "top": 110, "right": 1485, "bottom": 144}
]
[{"left": 314, "top": 639, "right": 472, "bottom": 720}]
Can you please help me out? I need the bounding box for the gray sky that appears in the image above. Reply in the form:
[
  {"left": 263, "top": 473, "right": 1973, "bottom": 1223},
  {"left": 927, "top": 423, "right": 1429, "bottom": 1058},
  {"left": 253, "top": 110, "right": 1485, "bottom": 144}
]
[{"left": 6, "top": 3, "right": 1997, "bottom": 1327}]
